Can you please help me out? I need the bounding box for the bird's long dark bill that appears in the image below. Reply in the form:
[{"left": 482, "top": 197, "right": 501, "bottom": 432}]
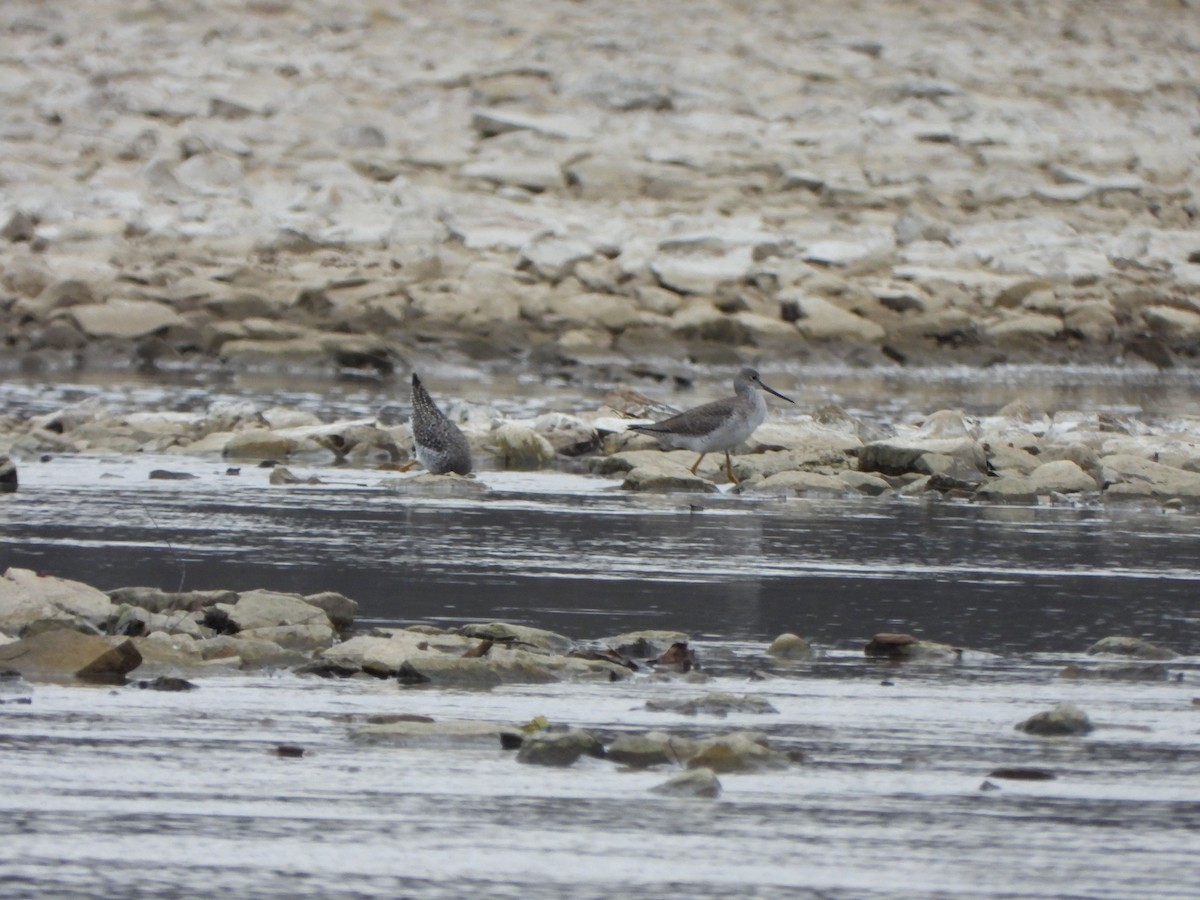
[{"left": 761, "top": 381, "right": 796, "bottom": 404}]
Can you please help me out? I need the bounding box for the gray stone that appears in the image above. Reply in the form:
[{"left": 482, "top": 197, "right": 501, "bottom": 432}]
[
  {"left": 598, "top": 630, "right": 691, "bottom": 659},
  {"left": 516, "top": 728, "right": 605, "bottom": 767},
  {"left": 491, "top": 423, "right": 556, "bottom": 469},
  {"left": 645, "top": 692, "right": 779, "bottom": 717},
  {"left": 220, "top": 590, "right": 334, "bottom": 632},
  {"left": 1016, "top": 703, "right": 1094, "bottom": 737},
  {"left": 0, "top": 567, "right": 115, "bottom": 634},
  {"left": 69, "top": 299, "right": 187, "bottom": 339},
  {"left": 622, "top": 465, "right": 721, "bottom": 494},
  {"left": 766, "top": 633, "right": 814, "bottom": 661},
  {"left": 605, "top": 731, "right": 682, "bottom": 768},
  {"left": 0, "top": 629, "right": 142, "bottom": 682},
  {"left": 864, "top": 633, "right": 962, "bottom": 662},
  {"left": 650, "top": 767, "right": 722, "bottom": 798},
  {"left": 685, "top": 732, "right": 789, "bottom": 773},
  {"left": 1086, "top": 636, "right": 1176, "bottom": 661},
  {"left": 458, "top": 623, "right": 575, "bottom": 654},
  {"left": 353, "top": 718, "right": 522, "bottom": 748}
]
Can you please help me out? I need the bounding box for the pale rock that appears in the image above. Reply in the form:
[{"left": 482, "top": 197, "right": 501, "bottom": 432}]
[
  {"left": 517, "top": 237, "right": 596, "bottom": 282},
  {"left": 1016, "top": 703, "right": 1093, "bottom": 737},
  {"left": 220, "top": 590, "right": 334, "bottom": 632},
  {"left": 69, "top": 298, "right": 188, "bottom": 339},
  {"left": 1086, "top": 636, "right": 1176, "bottom": 661},
  {"left": 0, "top": 630, "right": 142, "bottom": 681},
  {"left": 650, "top": 245, "right": 755, "bottom": 295},
  {"left": 840, "top": 471, "right": 892, "bottom": 495},
  {"left": 746, "top": 470, "right": 846, "bottom": 496},
  {"left": 458, "top": 622, "right": 575, "bottom": 654},
  {"left": 1099, "top": 454, "right": 1200, "bottom": 498},
  {"left": 650, "top": 767, "right": 721, "bottom": 798},
  {"left": 1142, "top": 305, "right": 1200, "bottom": 341},
  {"left": 858, "top": 437, "right": 988, "bottom": 477},
  {"left": 621, "top": 463, "right": 721, "bottom": 494},
  {"left": 986, "top": 313, "right": 1063, "bottom": 341},
  {"left": 516, "top": 728, "right": 605, "bottom": 767},
  {"left": 173, "top": 153, "right": 245, "bottom": 195},
  {"left": 319, "top": 631, "right": 473, "bottom": 673},
  {"left": 605, "top": 731, "right": 681, "bottom": 768},
  {"left": 492, "top": 423, "right": 556, "bottom": 469},
  {"left": 783, "top": 294, "right": 886, "bottom": 342},
  {"left": 767, "top": 633, "right": 814, "bottom": 661},
  {"left": 1029, "top": 460, "right": 1098, "bottom": 494},
  {"left": 684, "top": 732, "right": 789, "bottom": 773},
  {"left": 222, "top": 431, "right": 303, "bottom": 460},
  {"left": 0, "top": 568, "right": 115, "bottom": 633},
  {"left": 461, "top": 155, "right": 564, "bottom": 192}
]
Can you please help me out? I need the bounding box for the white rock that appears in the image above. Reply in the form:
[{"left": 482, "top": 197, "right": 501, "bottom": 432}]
[{"left": 70, "top": 299, "right": 187, "bottom": 339}]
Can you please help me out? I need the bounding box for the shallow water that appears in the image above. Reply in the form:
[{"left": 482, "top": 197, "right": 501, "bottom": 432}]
[{"left": 3, "top": 369, "right": 1200, "bottom": 898}]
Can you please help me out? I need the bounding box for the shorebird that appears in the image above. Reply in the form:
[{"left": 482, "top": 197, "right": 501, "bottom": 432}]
[
  {"left": 628, "top": 367, "right": 794, "bottom": 483},
  {"left": 405, "top": 373, "right": 472, "bottom": 475}
]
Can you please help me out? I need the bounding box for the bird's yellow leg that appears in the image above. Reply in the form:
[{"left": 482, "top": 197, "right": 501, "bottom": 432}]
[
  {"left": 725, "top": 451, "right": 739, "bottom": 484},
  {"left": 398, "top": 460, "right": 418, "bottom": 472},
  {"left": 689, "top": 453, "right": 707, "bottom": 475}
]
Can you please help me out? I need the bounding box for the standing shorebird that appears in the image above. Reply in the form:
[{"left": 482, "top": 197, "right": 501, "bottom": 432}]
[
  {"left": 407, "top": 373, "right": 473, "bottom": 475},
  {"left": 628, "top": 367, "right": 795, "bottom": 483}
]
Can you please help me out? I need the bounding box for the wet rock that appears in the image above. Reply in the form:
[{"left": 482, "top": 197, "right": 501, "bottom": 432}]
[
  {"left": 237, "top": 623, "right": 336, "bottom": 653},
  {"left": 599, "top": 630, "right": 691, "bottom": 659},
  {"left": 194, "top": 634, "right": 306, "bottom": 670},
  {"left": 0, "top": 567, "right": 115, "bottom": 634},
  {"left": 987, "top": 767, "right": 1056, "bottom": 781},
  {"left": 1016, "top": 703, "right": 1094, "bottom": 737},
  {"left": 653, "top": 642, "right": 696, "bottom": 673},
  {"left": 622, "top": 465, "right": 721, "bottom": 494},
  {"left": 1086, "top": 636, "right": 1177, "bottom": 660},
  {"left": 302, "top": 591, "right": 359, "bottom": 633},
  {"left": 0, "top": 630, "right": 142, "bottom": 682},
  {"left": 382, "top": 473, "right": 488, "bottom": 498},
  {"left": 864, "top": 633, "right": 963, "bottom": 662},
  {"left": 766, "top": 633, "right": 814, "bottom": 661},
  {"left": 605, "top": 731, "right": 682, "bottom": 768},
  {"left": 134, "top": 676, "right": 198, "bottom": 692},
  {"left": 645, "top": 692, "right": 779, "bottom": 717},
  {"left": 746, "top": 470, "right": 846, "bottom": 496},
  {"left": 353, "top": 718, "right": 523, "bottom": 748},
  {"left": 458, "top": 623, "right": 575, "bottom": 654},
  {"left": 129, "top": 632, "right": 206, "bottom": 671},
  {"left": 0, "top": 457, "right": 16, "bottom": 493},
  {"left": 781, "top": 294, "right": 886, "bottom": 342},
  {"left": 223, "top": 431, "right": 303, "bottom": 460},
  {"left": 106, "top": 587, "right": 234, "bottom": 615},
  {"left": 516, "top": 728, "right": 605, "bottom": 767},
  {"left": 650, "top": 767, "right": 722, "bottom": 798},
  {"left": 491, "top": 423, "right": 556, "bottom": 469},
  {"left": 1100, "top": 454, "right": 1200, "bottom": 499},
  {"left": 275, "top": 744, "right": 305, "bottom": 759},
  {"left": 685, "top": 732, "right": 789, "bottom": 773},
  {"left": 318, "top": 630, "right": 475, "bottom": 674},
  {"left": 1059, "top": 663, "right": 1170, "bottom": 682},
  {"left": 858, "top": 437, "right": 988, "bottom": 479},
  {"left": 218, "top": 590, "right": 335, "bottom": 633}
]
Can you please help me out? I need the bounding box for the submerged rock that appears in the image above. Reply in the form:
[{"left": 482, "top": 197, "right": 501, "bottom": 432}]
[
  {"left": 605, "top": 731, "right": 682, "bottom": 768},
  {"left": 644, "top": 692, "right": 779, "bottom": 717},
  {"left": 352, "top": 718, "right": 522, "bottom": 748},
  {"left": 684, "top": 732, "right": 790, "bottom": 773},
  {"left": 1016, "top": 703, "right": 1094, "bottom": 737},
  {"left": 516, "top": 728, "right": 605, "bottom": 767},
  {"left": 1059, "top": 663, "right": 1170, "bottom": 682},
  {"left": 650, "top": 767, "right": 722, "bottom": 798},
  {"left": 863, "top": 633, "right": 963, "bottom": 662}
]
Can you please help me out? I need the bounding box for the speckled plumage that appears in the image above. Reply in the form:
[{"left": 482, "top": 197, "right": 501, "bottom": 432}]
[
  {"left": 410, "top": 373, "right": 472, "bottom": 475},
  {"left": 629, "top": 367, "right": 794, "bottom": 482}
]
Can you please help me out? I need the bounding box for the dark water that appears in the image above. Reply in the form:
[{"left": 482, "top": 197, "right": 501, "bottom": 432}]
[{"left": 3, "top": 454, "right": 1198, "bottom": 655}]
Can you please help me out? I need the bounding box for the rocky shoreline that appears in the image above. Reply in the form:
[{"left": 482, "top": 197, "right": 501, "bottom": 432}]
[
  {"left": 0, "top": 566, "right": 1182, "bottom": 788},
  {"left": 2, "top": 0, "right": 1200, "bottom": 383},
  {"left": 3, "top": 384, "right": 1200, "bottom": 505}
]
